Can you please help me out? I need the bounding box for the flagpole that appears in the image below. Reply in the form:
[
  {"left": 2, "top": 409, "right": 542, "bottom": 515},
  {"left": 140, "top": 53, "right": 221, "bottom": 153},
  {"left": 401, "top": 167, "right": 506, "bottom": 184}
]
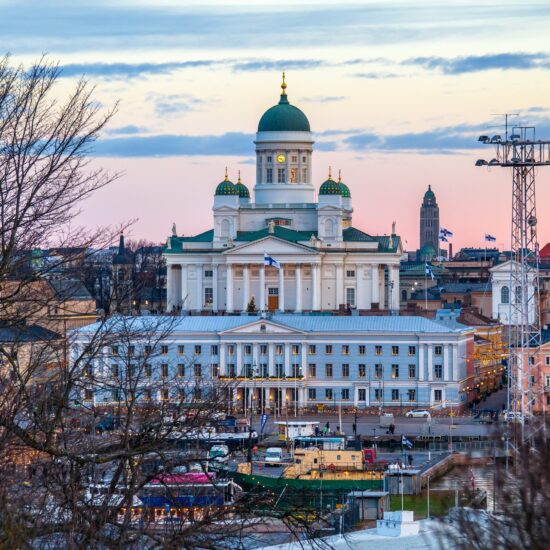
[{"left": 424, "top": 269, "right": 428, "bottom": 311}]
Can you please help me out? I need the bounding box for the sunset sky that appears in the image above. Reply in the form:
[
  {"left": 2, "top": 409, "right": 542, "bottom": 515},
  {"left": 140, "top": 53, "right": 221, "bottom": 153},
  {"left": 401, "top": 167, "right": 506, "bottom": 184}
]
[{"left": 4, "top": 0, "right": 550, "bottom": 251}]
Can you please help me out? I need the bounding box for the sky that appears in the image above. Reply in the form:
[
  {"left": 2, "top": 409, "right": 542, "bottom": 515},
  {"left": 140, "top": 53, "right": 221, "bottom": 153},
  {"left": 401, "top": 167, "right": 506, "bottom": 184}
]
[{"left": 4, "top": 0, "right": 550, "bottom": 251}]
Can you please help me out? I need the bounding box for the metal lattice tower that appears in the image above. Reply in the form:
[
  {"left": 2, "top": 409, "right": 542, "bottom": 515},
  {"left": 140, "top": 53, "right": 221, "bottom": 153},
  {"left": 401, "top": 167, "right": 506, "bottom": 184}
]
[{"left": 476, "top": 125, "right": 550, "bottom": 442}]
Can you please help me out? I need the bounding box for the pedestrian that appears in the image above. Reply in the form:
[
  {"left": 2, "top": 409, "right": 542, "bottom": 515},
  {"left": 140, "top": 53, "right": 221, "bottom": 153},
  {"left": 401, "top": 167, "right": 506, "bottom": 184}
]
[
  {"left": 389, "top": 423, "right": 395, "bottom": 435},
  {"left": 315, "top": 426, "right": 320, "bottom": 437}
]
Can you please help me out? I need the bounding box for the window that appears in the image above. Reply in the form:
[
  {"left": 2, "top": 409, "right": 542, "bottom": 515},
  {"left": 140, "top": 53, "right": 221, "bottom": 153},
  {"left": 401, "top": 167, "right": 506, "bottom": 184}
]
[
  {"left": 161, "top": 389, "right": 169, "bottom": 401},
  {"left": 434, "top": 345, "right": 442, "bottom": 356},
  {"left": 346, "top": 288, "right": 355, "bottom": 306},
  {"left": 260, "top": 344, "right": 268, "bottom": 355},
  {"left": 290, "top": 167, "right": 297, "bottom": 183},
  {"left": 325, "top": 345, "right": 333, "bottom": 355},
  {"left": 346, "top": 270, "right": 356, "bottom": 278},
  {"left": 275, "top": 345, "right": 284, "bottom": 356},
  {"left": 275, "top": 364, "right": 284, "bottom": 377},
  {"left": 111, "top": 389, "right": 120, "bottom": 401},
  {"left": 375, "top": 364, "right": 383, "bottom": 379},
  {"left": 341, "top": 389, "right": 350, "bottom": 400},
  {"left": 325, "top": 388, "right": 333, "bottom": 400},
  {"left": 291, "top": 155, "right": 298, "bottom": 163},
  {"left": 228, "top": 364, "right": 236, "bottom": 377},
  {"left": 111, "top": 345, "right": 119, "bottom": 356},
  {"left": 204, "top": 269, "right": 213, "bottom": 278},
  {"left": 308, "top": 388, "right": 316, "bottom": 400},
  {"left": 292, "top": 364, "right": 301, "bottom": 377},
  {"left": 292, "top": 344, "right": 300, "bottom": 355},
  {"left": 244, "top": 345, "right": 252, "bottom": 356},
  {"left": 408, "top": 389, "right": 416, "bottom": 402},
  {"left": 178, "top": 345, "right": 185, "bottom": 355},
  {"left": 178, "top": 388, "right": 186, "bottom": 401},
  {"left": 161, "top": 364, "right": 169, "bottom": 378},
  {"left": 342, "top": 345, "right": 349, "bottom": 355},
  {"left": 145, "top": 345, "right": 152, "bottom": 355},
  {"left": 408, "top": 346, "right": 416, "bottom": 356},
  {"left": 375, "top": 389, "right": 383, "bottom": 401},
  {"left": 434, "top": 364, "right": 443, "bottom": 379},
  {"left": 128, "top": 345, "right": 135, "bottom": 356},
  {"left": 546, "top": 356, "right": 550, "bottom": 366},
  {"left": 302, "top": 155, "right": 307, "bottom": 163},
  {"left": 409, "top": 364, "right": 416, "bottom": 378},
  {"left": 391, "top": 389, "right": 399, "bottom": 401},
  {"left": 342, "top": 364, "right": 350, "bottom": 377},
  {"left": 391, "top": 364, "right": 399, "bottom": 378},
  {"left": 211, "top": 345, "right": 218, "bottom": 355},
  {"left": 359, "top": 364, "right": 366, "bottom": 378},
  {"left": 309, "top": 345, "right": 316, "bottom": 355},
  {"left": 375, "top": 345, "right": 382, "bottom": 356},
  {"left": 325, "top": 364, "right": 333, "bottom": 377},
  {"left": 111, "top": 364, "right": 119, "bottom": 378},
  {"left": 267, "top": 155, "right": 272, "bottom": 163},
  {"left": 528, "top": 356, "right": 535, "bottom": 365},
  {"left": 145, "top": 364, "right": 152, "bottom": 377},
  {"left": 161, "top": 345, "right": 168, "bottom": 355},
  {"left": 501, "top": 286, "right": 510, "bottom": 304},
  {"left": 84, "top": 364, "right": 92, "bottom": 378},
  {"left": 143, "top": 389, "right": 152, "bottom": 401},
  {"left": 243, "top": 364, "right": 252, "bottom": 377},
  {"left": 266, "top": 167, "right": 273, "bottom": 183},
  {"left": 227, "top": 345, "right": 235, "bottom": 356},
  {"left": 178, "top": 364, "right": 185, "bottom": 377},
  {"left": 277, "top": 168, "right": 286, "bottom": 183},
  {"left": 358, "top": 388, "right": 366, "bottom": 401},
  {"left": 195, "top": 345, "right": 201, "bottom": 355},
  {"left": 392, "top": 346, "right": 399, "bottom": 356},
  {"left": 204, "top": 287, "right": 213, "bottom": 305},
  {"left": 194, "top": 364, "right": 202, "bottom": 378},
  {"left": 434, "top": 389, "right": 442, "bottom": 402},
  {"left": 84, "top": 389, "right": 93, "bottom": 401},
  {"left": 359, "top": 345, "right": 366, "bottom": 355},
  {"left": 309, "top": 364, "right": 316, "bottom": 378}
]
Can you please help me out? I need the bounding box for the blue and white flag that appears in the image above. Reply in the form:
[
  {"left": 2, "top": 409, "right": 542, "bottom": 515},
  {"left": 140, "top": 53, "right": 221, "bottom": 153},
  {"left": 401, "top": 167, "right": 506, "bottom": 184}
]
[
  {"left": 425, "top": 263, "right": 435, "bottom": 280},
  {"left": 263, "top": 253, "right": 281, "bottom": 269},
  {"left": 485, "top": 234, "right": 496, "bottom": 242},
  {"left": 402, "top": 435, "right": 413, "bottom": 449},
  {"left": 260, "top": 413, "right": 269, "bottom": 434},
  {"left": 440, "top": 228, "right": 453, "bottom": 238}
]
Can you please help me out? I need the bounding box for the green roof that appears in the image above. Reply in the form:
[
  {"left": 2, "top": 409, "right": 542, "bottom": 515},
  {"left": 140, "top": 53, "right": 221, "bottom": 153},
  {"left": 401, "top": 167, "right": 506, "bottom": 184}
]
[
  {"left": 342, "top": 227, "right": 376, "bottom": 242},
  {"left": 215, "top": 178, "right": 238, "bottom": 196},
  {"left": 424, "top": 185, "right": 436, "bottom": 201},
  {"left": 234, "top": 182, "right": 250, "bottom": 198},
  {"left": 236, "top": 226, "right": 316, "bottom": 244},
  {"left": 319, "top": 177, "right": 341, "bottom": 195},
  {"left": 339, "top": 181, "right": 351, "bottom": 198},
  {"left": 258, "top": 93, "right": 310, "bottom": 132}
]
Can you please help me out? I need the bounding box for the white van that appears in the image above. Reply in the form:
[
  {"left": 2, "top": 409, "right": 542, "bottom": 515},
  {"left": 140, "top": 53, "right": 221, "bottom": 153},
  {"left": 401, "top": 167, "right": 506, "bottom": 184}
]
[{"left": 265, "top": 447, "right": 284, "bottom": 466}]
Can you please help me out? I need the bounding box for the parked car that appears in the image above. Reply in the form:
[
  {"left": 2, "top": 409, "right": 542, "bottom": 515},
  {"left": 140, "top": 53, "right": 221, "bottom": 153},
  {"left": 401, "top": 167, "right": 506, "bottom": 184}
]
[
  {"left": 264, "top": 447, "right": 284, "bottom": 466},
  {"left": 405, "top": 410, "right": 431, "bottom": 419}
]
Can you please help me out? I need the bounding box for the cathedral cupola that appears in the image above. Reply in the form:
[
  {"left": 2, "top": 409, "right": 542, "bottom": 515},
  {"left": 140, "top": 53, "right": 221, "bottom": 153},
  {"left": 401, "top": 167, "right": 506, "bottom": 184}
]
[
  {"left": 234, "top": 171, "right": 250, "bottom": 204},
  {"left": 215, "top": 168, "right": 238, "bottom": 196},
  {"left": 319, "top": 167, "right": 341, "bottom": 195}
]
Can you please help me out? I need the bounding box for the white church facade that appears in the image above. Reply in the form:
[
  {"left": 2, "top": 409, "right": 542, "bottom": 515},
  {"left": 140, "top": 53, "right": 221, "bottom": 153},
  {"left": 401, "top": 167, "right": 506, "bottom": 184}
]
[{"left": 164, "top": 75, "right": 402, "bottom": 314}]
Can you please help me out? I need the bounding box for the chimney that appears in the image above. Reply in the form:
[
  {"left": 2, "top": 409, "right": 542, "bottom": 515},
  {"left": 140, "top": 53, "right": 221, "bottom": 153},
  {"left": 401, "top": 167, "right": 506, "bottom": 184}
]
[{"left": 449, "top": 243, "right": 453, "bottom": 259}]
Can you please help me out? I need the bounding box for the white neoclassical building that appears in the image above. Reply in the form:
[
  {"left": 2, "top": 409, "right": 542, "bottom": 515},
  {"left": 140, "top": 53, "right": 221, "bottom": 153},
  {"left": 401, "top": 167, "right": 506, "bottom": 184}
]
[{"left": 164, "top": 76, "right": 403, "bottom": 314}]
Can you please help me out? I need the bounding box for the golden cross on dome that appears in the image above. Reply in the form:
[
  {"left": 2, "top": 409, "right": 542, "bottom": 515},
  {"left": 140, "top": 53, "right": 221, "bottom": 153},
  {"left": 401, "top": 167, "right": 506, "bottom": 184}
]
[
  {"left": 281, "top": 71, "right": 287, "bottom": 95},
  {"left": 238, "top": 170, "right": 241, "bottom": 183},
  {"left": 328, "top": 166, "right": 332, "bottom": 179},
  {"left": 224, "top": 166, "right": 228, "bottom": 181},
  {"left": 338, "top": 169, "right": 342, "bottom": 182}
]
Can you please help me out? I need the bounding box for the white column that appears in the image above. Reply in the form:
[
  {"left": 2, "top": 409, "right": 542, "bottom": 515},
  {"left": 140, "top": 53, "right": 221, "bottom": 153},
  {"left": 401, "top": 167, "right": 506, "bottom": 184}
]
[
  {"left": 335, "top": 263, "right": 344, "bottom": 308},
  {"left": 295, "top": 264, "right": 302, "bottom": 312},
  {"left": 389, "top": 265, "right": 400, "bottom": 310},
  {"left": 443, "top": 344, "right": 450, "bottom": 381},
  {"left": 356, "top": 264, "right": 365, "bottom": 309},
  {"left": 259, "top": 264, "right": 266, "bottom": 311},
  {"left": 427, "top": 345, "right": 433, "bottom": 381},
  {"left": 284, "top": 343, "right": 290, "bottom": 378},
  {"left": 392, "top": 265, "right": 400, "bottom": 310},
  {"left": 278, "top": 265, "right": 285, "bottom": 312},
  {"left": 212, "top": 264, "right": 218, "bottom": 312},
  {"left": 226, "top": 264, "right": 234, "bottom": 313},
  {"left": 371, "top": 264, "right": 380, "bottom": 306},
  {"left": 167, "top": 265, "right": 176, "bottom": 312},
  {"left": 312, "top": 264, "right": 321, "bottom": 310},
  {"left": 452, "top": 344, "right": 459, "bottom": 382},
  {"left": 268, "top": 343, "right": 275, "bottom": 376},
  {"left": 220, "top": 344, "right": 226, "bottom": 375},
  {"left": 242, "top": 264, "right": 250, "bottom": 312},
  {"left": 195, "top": 264, "right": 203, "bottom": 310},
  {"left": 180, "top": 265, "right": 188, "bottom": 310},
  {"left": 418, "top": 344, "right": 425, "bottom": 380}
]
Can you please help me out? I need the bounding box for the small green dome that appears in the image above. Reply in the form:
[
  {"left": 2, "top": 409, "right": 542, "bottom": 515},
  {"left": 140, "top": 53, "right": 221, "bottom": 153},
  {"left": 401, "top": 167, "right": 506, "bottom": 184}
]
[
  {"left": 339, "top": 180, "right": 351, "bottom": 198},
  {"left": 424, "top": 185, "right": 436, "bottom": 201},
  {"left": 234, "top": 173, "right": 250, "bottom": 198},
  {"left": 215, "top": 172, "right": 238, "bottom": 196},
  {"left": 258, "top": 75, "right": 310, "bottom": 132},
  {"left": 319, "top": 175, "right": 342, "bottom": 196}
]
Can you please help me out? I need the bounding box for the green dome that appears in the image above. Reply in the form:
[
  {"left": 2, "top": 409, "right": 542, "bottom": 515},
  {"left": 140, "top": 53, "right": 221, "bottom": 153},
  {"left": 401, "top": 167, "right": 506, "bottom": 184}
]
[
  {"left": 339, "top": 181, "right": 351, "bottom": 198},
  {"left": 419, "top": 244, "right": 437, "bottom": 260},
  {"left": 258, "top": 76, "right": 310, "bottom": 132},
  {"left": 319, "top": 177, "right": 342, "bottom": 196},
  {"left": 424, "top": 185, "right": 435, "bottom": 201},
  {"left": 215, "top": 176, "right": 238, "bottom": 196},
  {"left": 234, "top": 176, "right": 250, "bottom": 198}
]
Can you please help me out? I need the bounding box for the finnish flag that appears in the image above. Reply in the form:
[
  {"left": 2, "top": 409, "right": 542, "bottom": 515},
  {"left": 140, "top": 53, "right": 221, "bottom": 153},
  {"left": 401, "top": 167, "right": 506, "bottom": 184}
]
[
  {"left": 439, "top": 228, "right": 453, "bottom": 238},
  {"left": 439, "top": 235, "right": 448, "bottom": 243},
  {"left": 402, "top": 435, "right": 413, "bottom": 449},
  {"left": 485, "top": 234, "right": 496, "bottom": 242},
  {"left": 425, "top": 263, "right": 435, "bottom": 280},
  {"left": 263, "top": 253, "right": 281, "bottom": 269}
]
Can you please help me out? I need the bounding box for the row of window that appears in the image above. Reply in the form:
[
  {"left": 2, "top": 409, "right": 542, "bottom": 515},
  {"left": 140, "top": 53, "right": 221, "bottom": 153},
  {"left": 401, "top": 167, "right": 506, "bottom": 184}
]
[
  {"left": 307, "top": 388, "right": 444, "bottom": 402},
  {"left": 500, "top": 286, "right": 523, "bottom": 304},
  {"left": 89, "top": 363, "right": 214, "bottom": 379},
  {"left": 108, "top": 344, "right": 445, "bottom": 358},
  {"left": 262, "top": 154, "right": 308, "bottom": 164},
  {"left": 308, "top": 363, "right": 444, "bottom": 379},
  {"left": 84, "top": 387, "right": 204, "bottom": 402}
]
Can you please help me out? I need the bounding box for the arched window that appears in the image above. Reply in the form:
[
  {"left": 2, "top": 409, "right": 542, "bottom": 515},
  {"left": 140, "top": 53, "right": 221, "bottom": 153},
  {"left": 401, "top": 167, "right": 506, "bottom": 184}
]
[
  {"left": 501, "top": 286, "right": 509, "bottom": 304},
  {"left": 515, "top": 286, "right": 522, "bottom": 304},
  {"left": 401, "top": 289, "right": 407, "bottom": 301},
  {"left": 324, "top": 218, "right": 334, "bottom": 237}
]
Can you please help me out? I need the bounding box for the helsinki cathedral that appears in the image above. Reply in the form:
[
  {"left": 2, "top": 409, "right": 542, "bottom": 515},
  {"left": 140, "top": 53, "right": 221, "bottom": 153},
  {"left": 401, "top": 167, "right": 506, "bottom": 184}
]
[{"left": 164, "top": 75, "right": 402, "bottom": 314}]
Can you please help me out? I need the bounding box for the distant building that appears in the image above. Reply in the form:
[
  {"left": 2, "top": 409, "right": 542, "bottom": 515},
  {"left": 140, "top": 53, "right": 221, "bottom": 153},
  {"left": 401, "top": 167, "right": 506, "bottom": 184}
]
[{"left": 418, "top": 186, "right": 439, "bottom": 261}]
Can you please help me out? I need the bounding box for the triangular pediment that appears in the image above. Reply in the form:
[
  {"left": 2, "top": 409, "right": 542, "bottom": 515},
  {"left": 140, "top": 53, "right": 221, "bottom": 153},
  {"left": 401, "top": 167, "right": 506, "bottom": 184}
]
[
  {"left": 224, "top": 236, "right": 316, "bottom": 256},
  {"left": 490, "top": 260, "right": 521, "bottom": 273},
  {"left": 221, "top": 318, "right": 306, "bottom": 335}
]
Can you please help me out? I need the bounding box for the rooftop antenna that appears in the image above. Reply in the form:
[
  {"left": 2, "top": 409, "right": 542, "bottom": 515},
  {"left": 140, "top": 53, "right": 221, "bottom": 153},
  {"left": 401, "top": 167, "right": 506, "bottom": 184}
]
[{"left": 491, "top": 113, "right": 519, "bottom": 141}]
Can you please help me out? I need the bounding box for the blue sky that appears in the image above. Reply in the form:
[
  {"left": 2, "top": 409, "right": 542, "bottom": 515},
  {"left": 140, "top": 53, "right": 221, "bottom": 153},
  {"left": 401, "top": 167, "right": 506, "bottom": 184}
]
[{"left": 4, "top": 0, "right": 550, "bottom": 248}]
